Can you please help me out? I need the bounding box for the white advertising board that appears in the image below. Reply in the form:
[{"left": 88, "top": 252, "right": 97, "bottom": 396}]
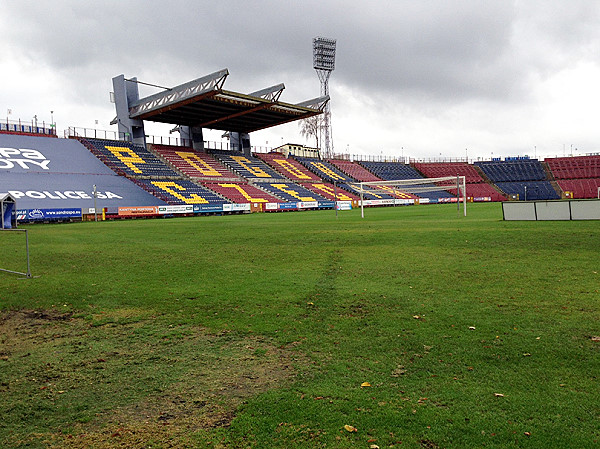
[
  {"left": 502, "top": 202, "right": 536, "bottom": 221},
  {"left": 535, "top": 201, "right": 570, "bottom": 221},
  {"left": 570, "top": 200, "right": 600, "bottom": 220},
  {"left": 158, "top": 205, "right": 194, "bottom": 214},
  {"left": 297, "top": 201, "right": 318, "bottom": 209}
]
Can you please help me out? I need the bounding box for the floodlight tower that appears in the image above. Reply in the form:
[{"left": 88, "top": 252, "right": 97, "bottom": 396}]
[{"left": 313, "top": 37, "right": 336, "bottom": 158}]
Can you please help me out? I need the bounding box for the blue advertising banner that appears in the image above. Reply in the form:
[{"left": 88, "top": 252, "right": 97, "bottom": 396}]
[
  {"left": 278, "top": 202, "right": 298, "bottom": 210},
  {"left": 193, "top": 204, "right": 233, "bottom": 213},
  {"left": 317, "top": 201, "right": 335, "bottom": 209},
  {"left": 17, "top": 208, "right": 82, "bottom": 221}
]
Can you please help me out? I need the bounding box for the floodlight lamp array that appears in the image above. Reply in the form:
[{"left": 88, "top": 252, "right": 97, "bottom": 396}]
[{"left": 313, "top": 37, "right": 337, "bottom": 71}]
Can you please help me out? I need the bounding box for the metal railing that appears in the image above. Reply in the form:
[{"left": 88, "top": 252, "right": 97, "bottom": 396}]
[
  {"left": 65, "top": 127, "right": 277, "bottom": 153},
  {"left": 1, "top": 118, "right": 56, "bottom": 136},
  {"left": 59, "top": 126, "right": 600, "bottom": 163},
  {"left": 66, "top": 126, "right": 120, "bottom": 140}
]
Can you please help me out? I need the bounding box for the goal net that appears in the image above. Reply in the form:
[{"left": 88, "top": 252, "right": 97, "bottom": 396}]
[{"left": 352, "top": 176, "right": 467, "bottom": 218}]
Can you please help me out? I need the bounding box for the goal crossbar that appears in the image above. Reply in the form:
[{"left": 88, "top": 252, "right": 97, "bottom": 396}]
[{"left": 354, "top": 176, "right": 464, "bottom": 187}]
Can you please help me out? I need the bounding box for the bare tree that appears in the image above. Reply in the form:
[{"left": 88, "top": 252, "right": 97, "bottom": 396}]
[{"left": 299, "top": 115, "right": 321, "bottom": 149}]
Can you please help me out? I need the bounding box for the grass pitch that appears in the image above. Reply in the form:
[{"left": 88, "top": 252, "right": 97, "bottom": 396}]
[{"left": 1, "top": 203, "right": 599, "bottom": 448}]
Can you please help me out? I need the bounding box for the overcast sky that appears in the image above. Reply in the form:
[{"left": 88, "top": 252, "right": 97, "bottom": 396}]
[{"left": 2, "top": 0, "right": 600, "bottom": 160}]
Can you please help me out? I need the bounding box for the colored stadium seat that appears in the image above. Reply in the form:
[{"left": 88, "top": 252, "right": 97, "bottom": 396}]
[
  {"left": 360, "top": 161, "right": 423, "bottom": 180},
  {"left": 556, "top": 178, "right": 600, "bottom": 199},
  {"left": 413, "top": 162, "right": 483, "bottom": 183},
  {"left": 256, "top": 152, "right": 322, "bottom": 182},
  {"left": 213, "top": 152, "right": 284, "bottom": 181},
  {"left": 329, "top": 159, "right": 381, "bottom": 182},
  {"left": 259, "top": 182, "right": 326, "bottom": 202},
  {"left": 294, "top": 157, "right": 355, "bottom": 183},
  {"left": 134, "top": 179, "right": 227, "bottom": 205},
  {"left": 304, "top": 183, "right": 359, "bottom": 201},
  {"left": 475, "top": 160, "right": 546, "bottom": 182},
  {"left": 151, "top": 144, "right": 241, "bottom": 181},
  {"left": 202, "top": 182, "right": 283, "bottom": 204},
  {"left": 495, "top": 181, "right": 560, "bottom": 200},
  {"left": 79, "top": 138, "right": 180, "bottom": 178},
  {"left": 545, "top": 155, "right": 600, "bottom": 180}
]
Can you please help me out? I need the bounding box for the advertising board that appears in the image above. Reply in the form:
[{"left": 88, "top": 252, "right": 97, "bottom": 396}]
[
  {"left": 278, "top": 203, "right": 298, "bottom": 210},
  {"left": 318, "top": 201, "right": 335, "bottom": 209},
  {"left": 393, "top": 199, "right": 414, "bottom": 206},
  {"left": 118, "top": 206, "right": 159, "bottom": 217},
  {"left": 17, "top": 208, "right": 82, "bottom": 221},
  {"left": 158, "top": 205, "right": 194, "bottom": 214},
  {"left": 297, "top": 201, "right": 318, "bottom": 209},
  {"left": 193, "top": 204, "right": 225, "bottom": 213}
]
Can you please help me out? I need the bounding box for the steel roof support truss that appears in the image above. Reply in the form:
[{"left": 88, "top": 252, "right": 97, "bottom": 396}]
[{"left": 129, "top": 69, "right": 229, "bottom": 118}]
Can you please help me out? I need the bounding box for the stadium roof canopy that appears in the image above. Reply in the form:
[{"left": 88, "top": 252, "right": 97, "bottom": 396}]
[{"left": 126, "top": 69, "right": 328, "bottom": 134}]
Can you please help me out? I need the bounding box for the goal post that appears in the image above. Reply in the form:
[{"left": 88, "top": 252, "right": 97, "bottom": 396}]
[
  {"left": 0, "top": 229, "right": 33, "bottom": 278},
  {"left": 354, "top": 176, "right": 467, "bottom": 218}
]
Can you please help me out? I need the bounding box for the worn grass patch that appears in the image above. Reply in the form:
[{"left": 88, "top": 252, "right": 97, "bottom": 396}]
[{"left": 0, "top": 309, "right": 303, "bottom": 448}]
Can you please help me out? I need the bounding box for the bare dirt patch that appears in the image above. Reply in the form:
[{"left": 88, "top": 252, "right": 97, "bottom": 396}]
[{"left": 0, "top": 308, "right": 77, "bottom": 358}]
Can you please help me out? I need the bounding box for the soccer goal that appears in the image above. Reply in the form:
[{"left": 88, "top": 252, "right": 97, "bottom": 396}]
[
  {"left": 0, "top": 229, "right": 33, "bottom": 278},
  {"left": 353, "top": 176, "right": 467, "bottom": 218}
]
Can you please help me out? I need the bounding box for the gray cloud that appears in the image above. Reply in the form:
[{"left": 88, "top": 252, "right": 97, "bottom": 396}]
[{"left": 2, "top": 0, "right": 600, "bottom": 157}]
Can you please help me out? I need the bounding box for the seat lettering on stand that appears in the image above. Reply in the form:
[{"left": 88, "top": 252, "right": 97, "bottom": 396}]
[
  {"left": 273, "top": 159, "right": 312, "bottom": 179},
  {"left": 106, "top": 146, "right": 146, "bottom": 173},
  {"left": 231, "top": 156, "right": 271, "bottom": 178},
  {"left": 270, "top": 184, "right": 317, "bottom": 201},
  {"left": 177, "top": 152, "right": 222, "bottom": 177},
  {"left": 311, "top": 183, "right": 353, "bottom": 201},
  {"left": 218, "top": 183, "right": 269, "bottom": 203},
  {"left": 151, "top": 181, "right": 209, "bottom": 204},
  {"left": 311, "top": 162, "right": 345, "bottom": 181}
]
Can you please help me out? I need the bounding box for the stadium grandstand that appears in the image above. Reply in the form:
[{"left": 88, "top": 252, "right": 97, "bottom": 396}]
[
  {"left": 475, "top": 159, "right": 560, "bottom": 201},
  {"left": 2, "top": 69, "right": 600, "bottom": 222}
]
